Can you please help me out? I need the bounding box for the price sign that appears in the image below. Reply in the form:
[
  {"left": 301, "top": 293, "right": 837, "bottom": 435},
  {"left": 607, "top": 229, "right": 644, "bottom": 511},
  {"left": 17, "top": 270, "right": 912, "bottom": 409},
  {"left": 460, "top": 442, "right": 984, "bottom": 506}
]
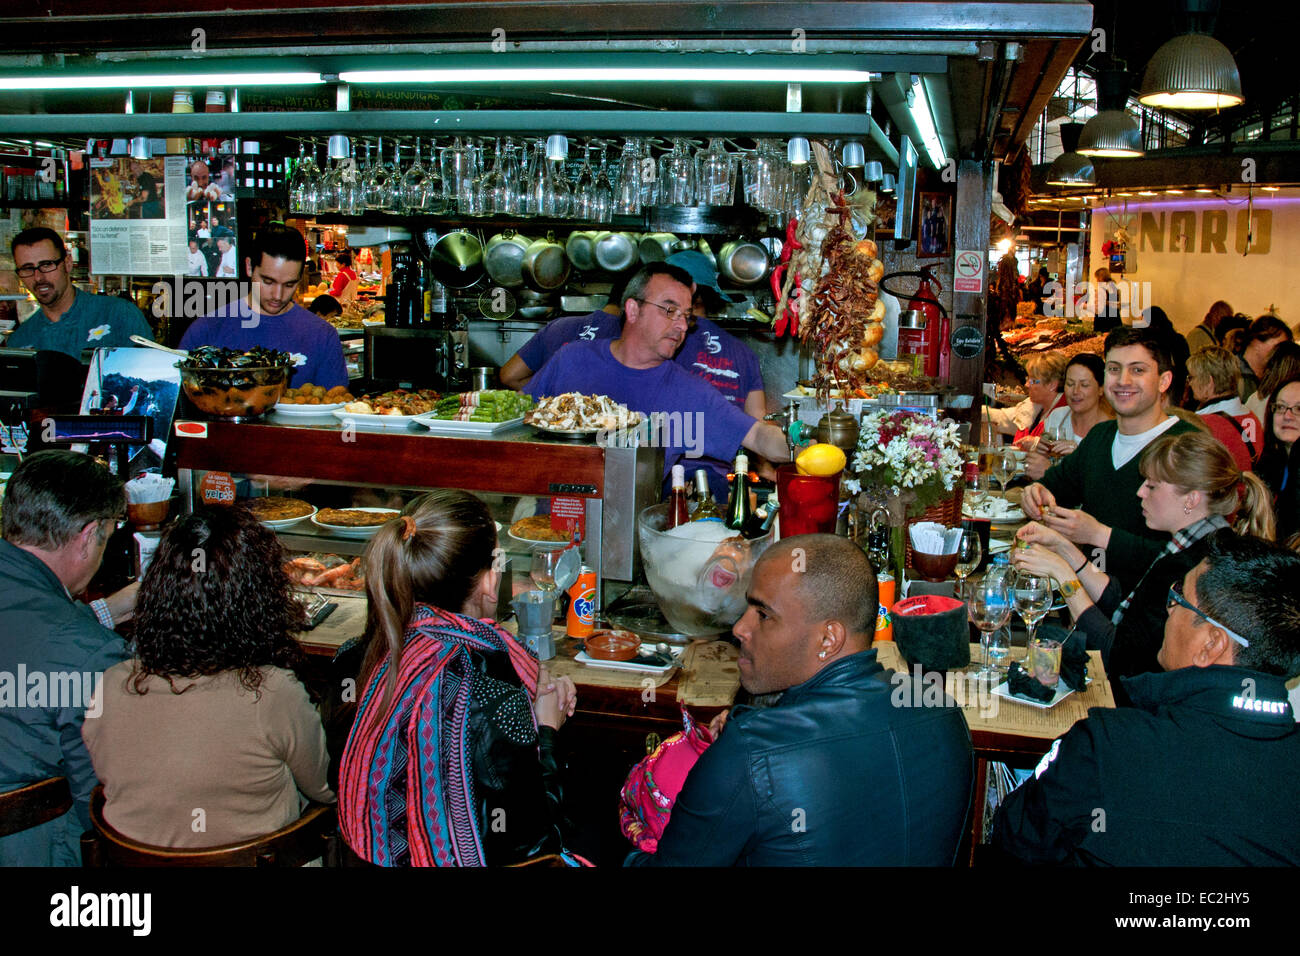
[{"left": 954, "top": 249, "right": 985, "bottom": 293}]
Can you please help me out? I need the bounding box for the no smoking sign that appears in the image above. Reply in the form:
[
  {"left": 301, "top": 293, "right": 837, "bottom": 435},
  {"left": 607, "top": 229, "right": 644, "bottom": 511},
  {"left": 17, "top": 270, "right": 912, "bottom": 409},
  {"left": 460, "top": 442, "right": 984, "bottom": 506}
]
[{"left": 954, "top": 249, "right": 984, "bottom": 293}]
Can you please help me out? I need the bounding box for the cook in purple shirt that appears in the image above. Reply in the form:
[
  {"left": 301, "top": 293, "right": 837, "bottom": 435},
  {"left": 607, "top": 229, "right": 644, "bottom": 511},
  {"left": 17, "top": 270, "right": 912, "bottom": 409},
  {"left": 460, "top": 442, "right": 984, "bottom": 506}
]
[
  {"left": 524, "top": 264, "right": 788, "bottom": 502},
  {"left": 177, "top": 224, "right": 348, "bottom": 390}
]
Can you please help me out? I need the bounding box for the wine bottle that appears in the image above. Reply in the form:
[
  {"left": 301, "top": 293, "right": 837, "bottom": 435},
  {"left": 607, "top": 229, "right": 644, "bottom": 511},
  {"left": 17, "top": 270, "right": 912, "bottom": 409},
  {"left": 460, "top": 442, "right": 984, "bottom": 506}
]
[
  {"left": 740, "top": 494, "right": 779, "bottom": 539},
  {"left": 724, "top": 452, "right": 753, "bottom": 531},
  {"left": 667, "top": 464, "right": 690, "bottom": 529},
  {"left": 689, "top": 469, "right": 724, "bottom": 523}
]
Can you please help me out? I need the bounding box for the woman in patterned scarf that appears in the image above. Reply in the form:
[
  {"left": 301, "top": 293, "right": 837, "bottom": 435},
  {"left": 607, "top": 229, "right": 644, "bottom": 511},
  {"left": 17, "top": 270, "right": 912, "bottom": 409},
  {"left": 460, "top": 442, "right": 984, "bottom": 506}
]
[{"left": 338, "top": 489, "right": 577, "bottom": 866}]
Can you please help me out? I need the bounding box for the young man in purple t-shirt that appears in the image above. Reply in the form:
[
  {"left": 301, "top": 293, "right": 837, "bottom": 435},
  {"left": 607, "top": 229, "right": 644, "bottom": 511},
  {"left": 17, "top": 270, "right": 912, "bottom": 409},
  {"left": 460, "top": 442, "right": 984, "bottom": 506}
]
[
  {"left": 524, "top": 263, "right": 788, "bottom": 502},
  {"left": 178, "top": 224, "right": 348, "bottom": 389}
]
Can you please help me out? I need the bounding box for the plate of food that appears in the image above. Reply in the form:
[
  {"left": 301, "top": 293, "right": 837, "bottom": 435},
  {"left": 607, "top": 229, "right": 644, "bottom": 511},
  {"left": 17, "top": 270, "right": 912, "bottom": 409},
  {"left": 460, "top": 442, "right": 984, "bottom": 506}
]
[
  {"left": 508, "top": 515, "right": 573, "bottom": 548},
  {"left": 310, "top": 507, "right": 401, "bottom": 538},
  {"left": 413, "top": 414, "right": 526, "bottom": 435},
  {"left": 525, "top": 392, "right": 643, "bottom": 438},
  {"left": 331, "top": 388, "right": 443, "bottom": 422},
  {"left": 243, "top": 496, "right": 318, "bottom": 529},
  {"left": 992, "top": 678, "right": 1080, "bottom": 709},
  {"left": 963, "top": 498, "right": 1026, "bottom": 522},
  {"left": 330, "top": 409, "right": 424, "bottom": 429}
]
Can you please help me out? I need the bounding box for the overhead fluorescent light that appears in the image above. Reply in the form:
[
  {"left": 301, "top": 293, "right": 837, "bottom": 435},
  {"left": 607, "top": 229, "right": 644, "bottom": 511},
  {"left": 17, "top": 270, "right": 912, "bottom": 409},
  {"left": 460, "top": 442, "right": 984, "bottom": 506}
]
[
  {"left": 0, "top": 72, "right": 323, "bottom": 91},
  {"left": 1195, "top": 187, "right": 1214, "bottom": 193},
  {"left": 906, "top": 75, "right": 946, "bottom": 171},
  {"left": 339, "top": 68, "right": 876, "bottom": 85}
]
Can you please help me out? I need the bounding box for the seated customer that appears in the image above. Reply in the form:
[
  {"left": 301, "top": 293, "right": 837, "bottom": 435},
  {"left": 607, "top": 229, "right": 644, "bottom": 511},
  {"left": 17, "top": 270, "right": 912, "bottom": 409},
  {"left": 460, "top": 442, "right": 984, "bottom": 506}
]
[
  {"left": 1244, "top": 339, "right": 1300, "bottom": 424},
  {"left": 986, "top": 350, "right": 1068, "bottom": 440},
  {"left": 83, "top": 505, "right": 334, "bottom": 847},
  {"left": 1012, "top": 431, "right": 1274, "bottom": 694},
  {"left": 338, "top": 490, "right": 577, "bottom": 866},
  {"left": 0, "top": 451, "right": 131, "bottom": 866},
  {"left": 1022, "top": 327, "right": 1199, "bottom": 594},
  {"left": 629, "top": 534, "right": 973, "bottom": 866},
  {"left": 1022, "top": 354, "right": 1113, "bottom": 481},
  {"left": 1186, "top": 345, "right": 1263, "bottom": 469},
  {"left": 993, "top": 531, "right": 1300, "bottom": 865},
  {"left": 1258, "top": 376, "right": 1300, "bottom": 541}
]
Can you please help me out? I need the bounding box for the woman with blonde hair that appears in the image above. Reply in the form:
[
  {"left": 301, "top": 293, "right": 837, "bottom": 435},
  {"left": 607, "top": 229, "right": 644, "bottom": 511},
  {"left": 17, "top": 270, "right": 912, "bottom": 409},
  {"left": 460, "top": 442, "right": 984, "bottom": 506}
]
[
  {"left": 1186, "top": 346, "right": 1264, "bottom": 468},
  {"left": 338, "top": 489, "right": 577, "bottom": 866},
  {"left": 1012, "top": 430, "right": 1274, "bottom": 692},
  {"left": 986, "top": 349, "right": 1070, "bottom": 442}
]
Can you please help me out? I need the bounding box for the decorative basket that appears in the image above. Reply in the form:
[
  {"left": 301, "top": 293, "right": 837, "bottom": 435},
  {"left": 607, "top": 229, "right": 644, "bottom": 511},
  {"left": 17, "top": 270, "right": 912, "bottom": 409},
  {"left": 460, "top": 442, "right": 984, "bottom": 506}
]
[{"left": 904, "top": 485, "right": 965, "bottom": 570}]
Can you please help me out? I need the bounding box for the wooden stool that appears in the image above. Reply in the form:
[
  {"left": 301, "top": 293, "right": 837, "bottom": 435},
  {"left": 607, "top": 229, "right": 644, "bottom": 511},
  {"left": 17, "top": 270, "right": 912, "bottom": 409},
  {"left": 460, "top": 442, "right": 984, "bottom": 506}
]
[
  {"left": 0, "top": 777, "right": 73, "bottom": 838},
  {"left": 81, "top": 786, "right": 339, "bottom": 867}
]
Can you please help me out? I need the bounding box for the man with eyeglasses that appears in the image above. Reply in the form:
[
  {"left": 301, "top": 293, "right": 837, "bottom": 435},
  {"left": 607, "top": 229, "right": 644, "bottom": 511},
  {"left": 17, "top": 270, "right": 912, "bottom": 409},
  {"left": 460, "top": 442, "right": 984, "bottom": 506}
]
[
  {"left": 524, "top": 262, "right": 790, "bottom": 503},
  {"left": 5, "top": 227, "right": 155, "bottom": 359},
  {"left": 991, "top": 530, "right": 1300, "bottom": 866},
  {"left": 0, "top": 451, "right": 134, "bottom": 866}
]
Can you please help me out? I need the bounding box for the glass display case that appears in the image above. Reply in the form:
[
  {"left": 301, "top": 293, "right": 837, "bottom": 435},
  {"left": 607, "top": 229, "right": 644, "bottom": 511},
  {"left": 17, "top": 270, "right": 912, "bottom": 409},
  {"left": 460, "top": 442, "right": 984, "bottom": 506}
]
[{"left": 172, "top": 416, "right": 664, "bottom": 613}]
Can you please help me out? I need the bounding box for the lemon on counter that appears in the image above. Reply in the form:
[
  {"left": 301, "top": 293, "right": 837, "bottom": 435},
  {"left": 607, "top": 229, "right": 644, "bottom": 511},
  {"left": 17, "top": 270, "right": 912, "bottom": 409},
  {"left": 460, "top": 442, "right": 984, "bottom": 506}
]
[{"left": 795, "top": 443, "right": 847, "bottom": 477}]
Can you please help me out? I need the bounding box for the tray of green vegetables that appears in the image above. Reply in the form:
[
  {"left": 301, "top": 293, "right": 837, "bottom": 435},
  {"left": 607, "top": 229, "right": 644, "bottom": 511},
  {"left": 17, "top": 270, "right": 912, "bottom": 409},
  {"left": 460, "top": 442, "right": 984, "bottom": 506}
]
[{"left": 412, "top": 390, "right": 535, "bottom": 434}]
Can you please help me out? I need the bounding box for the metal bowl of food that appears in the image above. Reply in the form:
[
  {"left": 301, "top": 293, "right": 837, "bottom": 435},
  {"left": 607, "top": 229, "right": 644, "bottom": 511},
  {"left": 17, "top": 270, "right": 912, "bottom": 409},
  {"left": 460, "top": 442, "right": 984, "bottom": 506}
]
[{"left": 177, "top": 346, "right": 294, "bottom": 421}]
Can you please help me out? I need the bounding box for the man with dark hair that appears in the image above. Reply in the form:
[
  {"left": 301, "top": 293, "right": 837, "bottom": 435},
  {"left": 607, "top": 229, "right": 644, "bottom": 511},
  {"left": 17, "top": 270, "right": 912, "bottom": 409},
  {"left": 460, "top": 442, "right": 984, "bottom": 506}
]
[
  {"left": 1023, "top": 326, "right": 1199, "bottom": 592},
  {"left": 630, "top": 534, "right": 973, "bottom": 866},
  {"left": 6, "top": 226, "right": 154, "bottom": 359},
  {"left": 524, "top": 262, "right": 789, "bottom": 502},
  {"left": 993, "top": 531, "right": 1300, "bottom": 865},
  {"left": 0, "top": 451, "right": 132, "bottom": 865},
  {"left": 1236, "top": 314, "right": 1292, "bottom": 402},
  {"left": 179, "top": 223, "right": 346, "bottom": 388}
]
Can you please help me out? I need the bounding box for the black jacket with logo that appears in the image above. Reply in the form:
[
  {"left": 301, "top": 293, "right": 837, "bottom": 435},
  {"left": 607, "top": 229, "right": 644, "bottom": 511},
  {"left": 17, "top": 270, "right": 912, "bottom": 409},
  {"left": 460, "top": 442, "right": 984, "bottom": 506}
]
[
  {"left": 631, "top": 650, "right": 973, "bottom": 866},
  {"left": 991, "top": 665, "right": 1300, "bottom": 865}
]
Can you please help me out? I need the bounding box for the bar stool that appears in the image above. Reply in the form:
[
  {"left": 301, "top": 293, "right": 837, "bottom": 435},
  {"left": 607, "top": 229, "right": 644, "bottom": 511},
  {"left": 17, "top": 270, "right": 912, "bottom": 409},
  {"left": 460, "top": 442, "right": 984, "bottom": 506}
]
[
  {"left": 0, "top": 776, "right": 73, "bottom": 838},
  {"left": 81, "top": 786, "right": 339, "bottom": 867}
]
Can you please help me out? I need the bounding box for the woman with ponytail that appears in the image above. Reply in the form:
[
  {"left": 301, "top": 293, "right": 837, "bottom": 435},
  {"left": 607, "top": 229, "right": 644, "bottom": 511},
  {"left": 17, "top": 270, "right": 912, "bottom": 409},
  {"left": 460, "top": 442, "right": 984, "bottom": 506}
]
[
  {"left": 337, "top": 489, "right": 577, "bottom": 866},
  {"left": 1011, "top": 430, "right": 1275, "bottom": 695}
]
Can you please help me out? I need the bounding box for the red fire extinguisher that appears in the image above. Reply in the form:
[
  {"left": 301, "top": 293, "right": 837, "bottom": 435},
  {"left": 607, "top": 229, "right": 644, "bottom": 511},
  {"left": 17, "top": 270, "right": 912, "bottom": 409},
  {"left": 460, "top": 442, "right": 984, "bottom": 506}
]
[{"left": 907, "top": 266, "right": 950, "bottom": 379}]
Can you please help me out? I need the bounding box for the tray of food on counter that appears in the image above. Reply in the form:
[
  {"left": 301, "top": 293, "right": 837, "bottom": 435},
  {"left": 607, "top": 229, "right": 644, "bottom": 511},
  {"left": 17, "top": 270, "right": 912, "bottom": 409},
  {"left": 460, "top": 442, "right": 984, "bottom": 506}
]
[
  {"left": 272, "top": 383, "right": 355, "bottom": 415},
  {"left": 524, "top": 392, "right": 643, "bottom": 437},
  {"left": 244, "top": 496, "right": 318, "bottom": 528},
  {"left": 285, "top": 552, "right": 366, "bottom": 592},
  {"left": 309, "top": 507, "right": 401, "bottom": 538},
  {"left": 331, "top": 389, "right": 443, "bottom": 427},
  {"left": 412, "top": 390, "right": 533, "bottom": 434}
]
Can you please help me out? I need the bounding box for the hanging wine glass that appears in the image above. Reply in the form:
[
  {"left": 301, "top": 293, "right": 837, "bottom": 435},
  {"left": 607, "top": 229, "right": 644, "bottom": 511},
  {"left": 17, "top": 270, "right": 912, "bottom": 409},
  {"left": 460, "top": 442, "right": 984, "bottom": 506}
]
[
  {"left": 638, "top": 138, "right": 658, "bottom": 208},
  {"left": 440, "top": 136, "right": 469, "bottom": 214},
  {"left": 462, "top": 138, "right": 486, "bottom": 216},
  {"left": 317, "top": 158, "right": 343, "bottom": 214},
  {"left": 480, "top": 137, "right": 507, "bottom": 216},
  {"left": 302, "top": 143, "right": 325, "bottom": 215},
  {"left": 697, "top": 137, "right": 732, "bottom": 206},
  {"left": 400, "top": 137, "right": 430, "bottom": 215},
  {"left": 658, "top": 137, "right": 695, "bottom": 206},
  {"left": 500, "top": 138, "right": 525, "bottom": 215},
  {"left": 614, "top": 137, "right": 642, "bottom": 215},
  {"left": 289, "top": 142, "right": 318, "bottom": 216},
  {"left": 540, "top": 136, "right": 570, "bottom": 217},
  {"left": 573, "top": 143, "right": 596, "bottom": 220},
  {"left": 339, "top": 148, "right": 363, "bottom": 216},
  {"left": 363, "top": 136, "right": 391, "bottom": 210},
  {"left": 523, "top": 139, "right": 543, "bottom": 217},
  {"left": 592, "top": 143, "right": 613, "bottom": 223},
  {"left": 383, "top": 140, "right": 405, "bottom": 213}
]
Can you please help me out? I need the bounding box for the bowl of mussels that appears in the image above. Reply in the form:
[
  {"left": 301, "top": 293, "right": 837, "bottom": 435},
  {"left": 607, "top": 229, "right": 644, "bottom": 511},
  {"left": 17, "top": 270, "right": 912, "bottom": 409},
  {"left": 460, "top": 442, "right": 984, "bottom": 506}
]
[{"left": 177, "top": 346, "right": 295, "bottom": 421}]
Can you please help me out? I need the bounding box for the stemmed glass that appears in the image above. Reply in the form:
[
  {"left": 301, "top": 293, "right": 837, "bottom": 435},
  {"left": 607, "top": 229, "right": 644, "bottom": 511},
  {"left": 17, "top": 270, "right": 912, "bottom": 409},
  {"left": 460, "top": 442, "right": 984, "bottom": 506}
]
[
  {"left": 317, "top": 157, "right": 343, "bottom": 214},
  {"left": 530, "top": 550, "right": 562, "bottom": 593},
  {"left": 697, "top": 137, "right": 733, "bottom": 205},
  {"left": 479, "top": 137, "right": 507, "bottom": 216},
  {"left": 383, "top": 141, "right": 406, "bottom": 213},
  {"left": 964, "top": 462, "right": 990, "bottom": 512},
  {"left": 614, "top": 138, "right": 642, "bottom": 215},
  {"left": 500, "top": 138, "right": 525, "bottom": 215},
  {"left": 363, "top": 137, "right": 393, "bottom": 211},
  {"left": 573, "top": 143, "right": 597, "bottom": 220},
  {"left": 289, "top": 142, "right": 320, "bottom": 216},
  {"left": 523, "top": 139, "right": 544, "bottom": 216},
  {"left": 540, "top": 144, "right": 570, "bottom": 217},
  {"left": 592, "top": 143, "right": 613, "bottom": 222},
  {"left": 953, "top": 528, "right": 983, "bottom": 602},
  {"left": 969, "top": 572, "right": 1012, "bottom": 683},
  {"left": 658, "top": 137, "right": 695, "bottom": 206},
  {"left": 1012, "top": 571, "right": 1055, "bottom": 663},
  {"left": 990, "top": 448, "right": 1016, "bottom": 495},
  {"left": 400, "top": 138, "right": 431, "bottom": 214}
]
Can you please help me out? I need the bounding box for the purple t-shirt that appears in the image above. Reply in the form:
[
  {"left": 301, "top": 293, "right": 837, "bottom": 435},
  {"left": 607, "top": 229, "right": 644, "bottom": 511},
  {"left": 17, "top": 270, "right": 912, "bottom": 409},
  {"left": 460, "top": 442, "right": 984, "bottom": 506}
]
[
  {"left": 674, "top": 317, "right": 763, "bottom": 407},
  {"left": 516, "top": 309, "right": 620, "bottom": 372},
  {"left": 178, "top": 302, "right": 348, "bottom": 389},
  {"left": 525, "top": 339, "right": 756, "bottom": 502}
]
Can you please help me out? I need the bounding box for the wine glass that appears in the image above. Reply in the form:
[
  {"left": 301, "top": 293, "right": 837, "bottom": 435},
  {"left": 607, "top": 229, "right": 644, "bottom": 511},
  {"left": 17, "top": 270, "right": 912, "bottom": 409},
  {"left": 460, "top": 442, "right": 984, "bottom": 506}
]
[
  {"left": 964, "top": 464, "right": 990, "bottom": 512},
  {"left": 990, "top": 448, "right": 1016, "bottom": 495},
  {"left": 1012, "top": 571, "right": 1054, "bottom": 662},
  {"left": 574, "top": 143, "right": 597, "bottom": 219},
  {"left": 953, "top": 528, "right": 982, "bottom": 602},
  {"left": 500, "top": 138, "right": 525, "bottom": 215},
  {"left": 479, "top": 137, "right": 506, "bottom": 216},
  {"left": 614, "top": 138, "right": 642, "bottom": 215},
  {"left": 658, "top": 137, "right": 696, "bottom": 206},
  {"left": 697, "top": 137, "right": 732, "bottom": 205},
  {"left": 592, "top": 143, "right": 613, "bottom": 223},
  {"left": 399, "top": 138, "right": 428, "bottom": 214},
  {"left": 969, "top": 572, "right": 1012, "bottom": 683},
  {"left": 363, "top": 136, "right": 393, "bottom": 210},
  {"left": 530, "top": 549, "right": 562, "bottom": 593},
  {"left": 289, "top": 142, "right": 320, "bottom": 215}
]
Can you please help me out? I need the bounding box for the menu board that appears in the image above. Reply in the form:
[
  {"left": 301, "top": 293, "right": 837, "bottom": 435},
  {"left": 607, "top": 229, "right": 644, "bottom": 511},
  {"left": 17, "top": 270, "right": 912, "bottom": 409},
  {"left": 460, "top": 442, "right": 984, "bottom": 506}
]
[{"left": 88, "top": 156, "right": 188, "bottom": 275}]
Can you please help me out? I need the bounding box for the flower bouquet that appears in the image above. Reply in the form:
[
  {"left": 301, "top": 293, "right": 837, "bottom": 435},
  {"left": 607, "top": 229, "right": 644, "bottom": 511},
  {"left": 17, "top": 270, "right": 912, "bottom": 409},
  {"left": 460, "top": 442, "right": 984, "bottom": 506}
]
[{"left": 845, "top": 409, "right": 964, "bottom": 581}]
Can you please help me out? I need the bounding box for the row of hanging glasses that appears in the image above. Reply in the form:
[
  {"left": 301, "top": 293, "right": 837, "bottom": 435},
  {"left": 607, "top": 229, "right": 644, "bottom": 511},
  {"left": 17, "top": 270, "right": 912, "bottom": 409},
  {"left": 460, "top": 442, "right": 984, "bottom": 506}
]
[{"left": 288, "top": 135, "right": 818, "bottom": 222}]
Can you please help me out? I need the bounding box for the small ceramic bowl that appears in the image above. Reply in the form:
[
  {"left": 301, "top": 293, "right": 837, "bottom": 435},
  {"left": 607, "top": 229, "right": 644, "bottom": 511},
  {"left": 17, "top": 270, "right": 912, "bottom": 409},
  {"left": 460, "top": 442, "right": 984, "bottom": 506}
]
[
  {"left": 911, "top": 550, "right": 960, "bottom": 583},
  {"left": 585, "top": 629, "right": 641, "bottom": 661}
]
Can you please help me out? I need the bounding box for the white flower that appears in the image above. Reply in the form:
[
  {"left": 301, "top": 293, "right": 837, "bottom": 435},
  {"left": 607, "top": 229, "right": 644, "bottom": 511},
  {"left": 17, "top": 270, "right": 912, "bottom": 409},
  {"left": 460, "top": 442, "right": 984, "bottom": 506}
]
[{"left": 87, "top": 324, "right": 111, "bottom": 341}]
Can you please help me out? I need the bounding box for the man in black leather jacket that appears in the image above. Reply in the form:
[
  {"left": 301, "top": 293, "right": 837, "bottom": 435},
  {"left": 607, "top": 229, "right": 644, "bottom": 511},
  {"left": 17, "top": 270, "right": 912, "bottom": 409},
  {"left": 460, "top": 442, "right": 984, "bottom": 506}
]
[
  {"left": 630, "top": 534, "right": 974, "bottom": 866},
  {"left": 992, "top": 531, "right": 1300, "bottom": 865}
]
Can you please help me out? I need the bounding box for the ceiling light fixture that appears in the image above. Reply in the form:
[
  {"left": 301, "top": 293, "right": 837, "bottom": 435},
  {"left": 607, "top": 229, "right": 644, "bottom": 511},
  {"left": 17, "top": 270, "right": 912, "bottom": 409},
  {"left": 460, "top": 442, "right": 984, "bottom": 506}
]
[
  {"left": 906, "top": 74, "right": 947, "bottom": 171},
  {"left": 1046, "top": 123, "right": 1095, "bottom": 186},
  {"left": 339, "top": 67, "right": 877, "bottom": 85},
  {"left": 0, "top": 72, "right": 323, "bottom": 91},
  {"left": 1138, "top": 0, "right": 1243, "bottom": 109},
  {"left": 1078, "top": 68, "right": 1144, "bottom": 158}
]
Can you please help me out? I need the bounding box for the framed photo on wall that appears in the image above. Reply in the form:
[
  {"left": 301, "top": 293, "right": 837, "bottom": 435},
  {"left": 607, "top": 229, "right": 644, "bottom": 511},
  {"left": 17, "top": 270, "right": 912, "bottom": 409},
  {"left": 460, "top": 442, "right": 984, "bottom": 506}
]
[{"left": 917, "top": 191, "right": 952, "bottom": 258}]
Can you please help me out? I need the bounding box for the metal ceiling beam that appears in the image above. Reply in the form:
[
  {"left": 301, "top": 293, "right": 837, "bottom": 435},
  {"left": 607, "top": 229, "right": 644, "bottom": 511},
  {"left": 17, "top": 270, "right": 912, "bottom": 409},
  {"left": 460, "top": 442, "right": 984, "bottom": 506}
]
[{"left": 0, "top": 109, "right": 883, "bottom": 141}]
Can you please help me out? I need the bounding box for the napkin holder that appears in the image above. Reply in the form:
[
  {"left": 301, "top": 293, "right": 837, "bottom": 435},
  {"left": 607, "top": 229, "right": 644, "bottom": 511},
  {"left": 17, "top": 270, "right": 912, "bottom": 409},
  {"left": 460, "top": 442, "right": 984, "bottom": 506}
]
[{"left": 891, "top": 594, "right": 970, "bottom": 672}]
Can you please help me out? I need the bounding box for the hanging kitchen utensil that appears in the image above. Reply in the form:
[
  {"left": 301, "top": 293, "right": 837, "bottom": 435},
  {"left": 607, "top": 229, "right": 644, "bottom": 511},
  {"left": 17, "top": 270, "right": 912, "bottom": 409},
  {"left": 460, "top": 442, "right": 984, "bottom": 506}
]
[
  {"left": 717, "top": 238, "right": 771, "bottom": 287},
  {"left": 565, "top": 230, "right": 599, "bottom": 271},
  {"left": 593, "top": 231, "right": 639, "bottom": 272},
  {"left": 428, "top": 229, "right": 485, "bottom": 290},
  {"left": 483, "top": 229, "right": 532, "bottom": 289},
  {"left": 638, "top": 232, "right": 679, "bottom": 264},
  {"left": 520, "top": 232, "right": 572, "bottom": 292}
]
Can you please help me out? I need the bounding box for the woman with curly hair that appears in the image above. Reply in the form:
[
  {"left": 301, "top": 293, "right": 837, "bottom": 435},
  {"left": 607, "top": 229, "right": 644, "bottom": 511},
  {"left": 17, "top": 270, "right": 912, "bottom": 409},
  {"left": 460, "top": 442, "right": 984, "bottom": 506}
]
[
  {"left": 83, "top": 505, "right": 333, "bottom": 847},
  {"left": 338, "top": 489, "right": 577, "bottom": 867}
]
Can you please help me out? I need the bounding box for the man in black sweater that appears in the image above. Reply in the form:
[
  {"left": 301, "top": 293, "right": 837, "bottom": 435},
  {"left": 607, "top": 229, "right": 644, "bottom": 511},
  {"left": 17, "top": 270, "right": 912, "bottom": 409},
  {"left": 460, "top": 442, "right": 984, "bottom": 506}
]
[
  {"left": 992, "top": 531, "right": 1300, "bottom": 865},
  {"left": 1022, "top": 328, "right": 1197, "bottom": 593}
]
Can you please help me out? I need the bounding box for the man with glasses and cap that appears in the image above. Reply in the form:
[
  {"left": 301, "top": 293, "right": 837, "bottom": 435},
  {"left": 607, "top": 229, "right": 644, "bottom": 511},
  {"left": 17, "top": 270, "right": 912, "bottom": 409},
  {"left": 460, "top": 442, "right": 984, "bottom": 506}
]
[
  {"left": 991, "top": 530, "right": 1300, "bottom": 865},
  {"left": 6, "top": 227, "right": 154, "bottom": 358}
]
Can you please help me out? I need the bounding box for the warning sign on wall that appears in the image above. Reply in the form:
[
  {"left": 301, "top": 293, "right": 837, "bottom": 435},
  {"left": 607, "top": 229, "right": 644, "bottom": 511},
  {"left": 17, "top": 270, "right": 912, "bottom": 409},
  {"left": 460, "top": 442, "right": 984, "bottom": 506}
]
[{"left": 954, "top": 249, "right": 985, "bottom": 293}]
